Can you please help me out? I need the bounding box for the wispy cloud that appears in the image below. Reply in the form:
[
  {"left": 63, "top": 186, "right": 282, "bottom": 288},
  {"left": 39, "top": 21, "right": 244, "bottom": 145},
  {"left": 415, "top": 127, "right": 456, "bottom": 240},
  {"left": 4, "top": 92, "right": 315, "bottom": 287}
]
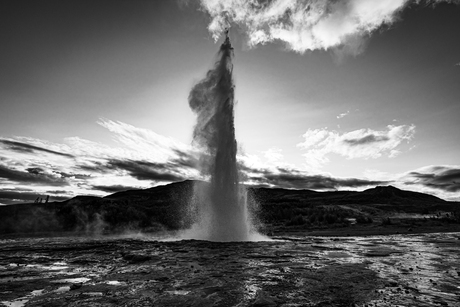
[
  {"left": 0, "top": 139, "right": 74, "bottom": 158},
  {"left": 0, "top": 118, "right": 200, "bottom": 204},
  {"left": 91, "top": 184, "right": 140, "bottom": 193},
  {"left": 243, "top": 165, "right": 387, "bottom": 190},
  {"left": 97, "top": 118, "right": 191, "bottom": 163},
  {"left": 0, "top": 118, "right": 454, "bottom": 204},
  {"left": 263, "top": 147, "right": 284, "bottom": 163},
  {"left": 0, "top": 164, "right": 69, "bottom": 186},
  {"left": 238, "top": 149, "right": 387, "bottom": 190},
  {"left": 106, "top": 159, "right": 188, "bottom": 182},
  {"left": 337, "top": 111, "right": 350, "bottom": 119},
  {"left": 297, "top": 124, "right": 415, "bottom": 169}
]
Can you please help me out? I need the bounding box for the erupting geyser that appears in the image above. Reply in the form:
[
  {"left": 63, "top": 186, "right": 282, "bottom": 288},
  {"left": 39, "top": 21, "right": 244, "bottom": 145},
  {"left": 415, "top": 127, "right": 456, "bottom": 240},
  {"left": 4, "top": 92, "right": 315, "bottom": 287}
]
[{"left": 184, "top": 32, "right": 261, "bottom": 242}]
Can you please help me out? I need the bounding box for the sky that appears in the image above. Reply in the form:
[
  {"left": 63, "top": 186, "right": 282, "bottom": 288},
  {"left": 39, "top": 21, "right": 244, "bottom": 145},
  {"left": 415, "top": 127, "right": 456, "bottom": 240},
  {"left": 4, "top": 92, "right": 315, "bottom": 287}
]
[{"left": 0, "top": 0, "right": 459, "bottom": 204}]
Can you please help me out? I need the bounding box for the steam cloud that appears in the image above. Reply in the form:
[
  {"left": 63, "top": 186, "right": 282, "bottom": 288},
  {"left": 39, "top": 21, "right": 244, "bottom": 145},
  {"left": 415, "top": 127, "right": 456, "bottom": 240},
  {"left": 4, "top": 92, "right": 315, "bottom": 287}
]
[
  {"left": 188, "top": 39, "right": 238, "bottom": 180},
  {"left": 186, "top": 35, "right": 260, "bottom": 241},
  {"left": 199, "top": 0, "right": 454, "bottom": 55}
]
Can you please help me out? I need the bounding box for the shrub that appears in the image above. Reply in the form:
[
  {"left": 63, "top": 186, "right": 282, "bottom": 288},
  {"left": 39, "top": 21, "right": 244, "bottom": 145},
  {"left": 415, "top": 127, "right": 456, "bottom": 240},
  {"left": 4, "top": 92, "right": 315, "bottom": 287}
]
[
  {"left": 356, "top": 215, "right": 373, "bottom": 224},
  {"left": 325, "top": 212, "right": 338, "bottom": 224},
  {"left": 286, "top": 214, "right": 306, "bottom": 226},
  {"left": 381, "top": 217, "right": 392, "bottom": 225}
]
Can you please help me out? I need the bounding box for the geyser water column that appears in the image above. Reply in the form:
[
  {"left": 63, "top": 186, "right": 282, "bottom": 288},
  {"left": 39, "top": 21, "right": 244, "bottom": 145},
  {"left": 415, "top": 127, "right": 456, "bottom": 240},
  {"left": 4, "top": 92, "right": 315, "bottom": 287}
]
[{"left": 186, "top": 33, "right": 255, "bottom": 242}]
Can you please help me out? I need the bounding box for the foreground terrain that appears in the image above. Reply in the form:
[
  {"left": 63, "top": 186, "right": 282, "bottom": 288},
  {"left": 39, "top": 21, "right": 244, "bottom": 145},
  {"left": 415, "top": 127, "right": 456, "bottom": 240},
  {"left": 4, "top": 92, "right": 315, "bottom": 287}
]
[{"left": 1, "top": 233, "right": 459, "bottom": 306}]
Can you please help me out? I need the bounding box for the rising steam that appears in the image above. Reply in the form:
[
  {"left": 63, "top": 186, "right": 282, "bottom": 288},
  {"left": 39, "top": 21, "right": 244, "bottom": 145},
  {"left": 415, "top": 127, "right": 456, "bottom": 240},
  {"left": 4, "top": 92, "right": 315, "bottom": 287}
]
[
  {"left": 199, "top": 0, "right": 455, "bottom": 55},
  {"left": 184, "top": 34, "right": 262, "bottom": 241}
]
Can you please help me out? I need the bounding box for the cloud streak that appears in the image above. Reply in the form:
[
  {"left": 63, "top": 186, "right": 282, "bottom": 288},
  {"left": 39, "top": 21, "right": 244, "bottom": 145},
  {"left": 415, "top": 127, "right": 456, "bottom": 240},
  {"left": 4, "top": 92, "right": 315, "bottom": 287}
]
[
  {"left": 199, "top": 0, "right": 455, "bottom": 56},
  {"left": 97, "top": 118, "right": 190, "bottom": 163},
  {"left": 0, "top": 118, "right": 201, "bottom": 204},
  {"left": 337, "top": 110, "right": 350, "bottom": 119},
  {"left": 402, "top": 165, "right": 460, "bottom": 193},
  {"left": 0, "top": 139, "right": 74, "bottom": 158},
  {"left": 106, "top": 159, "right": 187, "bottom": 182},
  {"left": 297, "top": 124, "right": 415, "bottom": 169},
  {"left": 91, "top": 185, "right": 140, "bottom": 193},
  {"left": 0, "top": 164, "right": 69, "bottom": 186},
  {"left": 244, "top": 165, "right": 387, "bottom": 190}
]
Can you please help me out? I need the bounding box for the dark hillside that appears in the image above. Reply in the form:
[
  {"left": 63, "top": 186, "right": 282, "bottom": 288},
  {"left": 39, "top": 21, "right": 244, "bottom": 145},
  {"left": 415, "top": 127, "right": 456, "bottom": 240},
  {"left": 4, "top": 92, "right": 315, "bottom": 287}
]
[{"left": 0, "top": 181, "right": 458, "bottom": 236}]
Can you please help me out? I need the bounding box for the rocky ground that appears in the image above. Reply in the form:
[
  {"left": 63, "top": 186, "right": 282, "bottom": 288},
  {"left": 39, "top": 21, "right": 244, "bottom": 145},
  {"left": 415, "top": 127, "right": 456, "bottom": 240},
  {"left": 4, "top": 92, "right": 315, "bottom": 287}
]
[
  {"left": 272, "top": 222, "right": 460, "bottom": 237},
  {"left": 1, "top": 233, "right": 460, "bottom": 307}
]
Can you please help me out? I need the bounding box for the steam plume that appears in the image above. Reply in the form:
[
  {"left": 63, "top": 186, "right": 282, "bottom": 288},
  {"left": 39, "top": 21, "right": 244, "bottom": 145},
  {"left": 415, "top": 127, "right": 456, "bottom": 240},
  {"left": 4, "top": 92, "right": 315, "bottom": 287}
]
[
  {"left": 186, "top": 34, "right": 259, "bottom": 241},
  {"left": 199, "top": 0, "right": 455, "bottom": 55}
]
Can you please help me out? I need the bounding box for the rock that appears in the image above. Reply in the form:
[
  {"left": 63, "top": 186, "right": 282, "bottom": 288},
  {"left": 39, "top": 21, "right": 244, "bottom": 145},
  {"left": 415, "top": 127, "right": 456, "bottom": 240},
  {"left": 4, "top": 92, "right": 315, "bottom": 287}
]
[
  {"left": 385, "top": 280, "right": 398, "bottom": 287},
  {"left": 121, "top": 252, "right": 151, "bottom": 263},
  {"left": 155, "top": 276, "right": 169, "bottom": 282},
  {"left": 251, "top": 291, "right": 278, "bottom": 307},
  {"left": 70, "top": 283, "right": 82, "bottom": 290},
  {"left": 251, "top": 297, "right": 277, "bottom": 307}
]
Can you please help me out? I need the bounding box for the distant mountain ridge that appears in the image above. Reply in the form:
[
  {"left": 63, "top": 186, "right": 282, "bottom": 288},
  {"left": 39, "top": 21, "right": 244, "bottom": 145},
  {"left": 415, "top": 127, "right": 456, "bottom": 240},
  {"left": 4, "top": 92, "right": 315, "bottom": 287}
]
[
  {"left": 252, "top": 184, "right": 445, "bottom": 206},
  {"left": 59, "top": 181, "right": 445, "bottom": 205},
  {"left": 0, "top": 180, "right": 457, "bottom": 235},
  {"left": 358, "top": 185, "right": 444, "bottom": 203}
]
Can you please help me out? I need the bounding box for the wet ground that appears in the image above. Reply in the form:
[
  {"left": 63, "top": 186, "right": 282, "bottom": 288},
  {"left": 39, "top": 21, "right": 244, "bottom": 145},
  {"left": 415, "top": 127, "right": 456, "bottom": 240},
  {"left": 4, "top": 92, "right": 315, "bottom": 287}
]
[{"left": 1, "top": 232, "right": 459, "bottom": 307}]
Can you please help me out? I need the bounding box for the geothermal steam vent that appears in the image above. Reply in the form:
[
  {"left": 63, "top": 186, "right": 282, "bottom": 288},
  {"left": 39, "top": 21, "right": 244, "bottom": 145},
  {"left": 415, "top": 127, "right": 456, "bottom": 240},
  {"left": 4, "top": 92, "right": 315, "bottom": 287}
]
[{"left": 185, "top": 33, "right": 259, "bottom": 242}]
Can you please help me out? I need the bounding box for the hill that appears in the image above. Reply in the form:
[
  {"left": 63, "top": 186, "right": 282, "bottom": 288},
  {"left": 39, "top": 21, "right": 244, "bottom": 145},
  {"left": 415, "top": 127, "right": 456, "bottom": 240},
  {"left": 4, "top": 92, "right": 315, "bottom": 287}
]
[{"left": 0, "top": 180, "right": 458, "bottom": 236}]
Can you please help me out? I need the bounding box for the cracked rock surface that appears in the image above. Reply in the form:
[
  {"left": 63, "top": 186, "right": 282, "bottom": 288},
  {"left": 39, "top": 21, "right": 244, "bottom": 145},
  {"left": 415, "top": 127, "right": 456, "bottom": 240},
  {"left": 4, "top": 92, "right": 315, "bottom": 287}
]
[{"left": 1, "top": 233, "right": 459, "bottom": 306}]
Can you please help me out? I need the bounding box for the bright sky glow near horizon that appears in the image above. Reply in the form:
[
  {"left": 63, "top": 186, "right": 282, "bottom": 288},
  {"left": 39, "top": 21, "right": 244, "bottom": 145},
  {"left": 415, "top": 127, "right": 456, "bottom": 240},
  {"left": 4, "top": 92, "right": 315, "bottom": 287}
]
[{"left": 0, "top": 0, "right": 459, "bottom": 204}]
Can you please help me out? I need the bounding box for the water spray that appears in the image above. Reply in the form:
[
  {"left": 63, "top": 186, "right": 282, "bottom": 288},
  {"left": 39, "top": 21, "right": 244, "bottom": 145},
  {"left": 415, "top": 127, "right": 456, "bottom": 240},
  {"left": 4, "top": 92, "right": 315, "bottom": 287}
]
[{"left": 184, "top": 30, "right": 262, "bottom": 241}]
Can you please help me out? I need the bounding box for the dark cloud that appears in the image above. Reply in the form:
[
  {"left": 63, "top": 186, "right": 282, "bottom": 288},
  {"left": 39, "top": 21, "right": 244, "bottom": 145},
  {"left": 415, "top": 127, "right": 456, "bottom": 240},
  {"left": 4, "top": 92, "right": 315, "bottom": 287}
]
[
  {"left": 0, "top": 164, "right": 68, "bottom": 186},
  {"left": 107, "top": 159, "right": 186, "bottom": 182},
  {"left": 7, "top": 187, "right": 34, "bottom": 192},
  {"left": 53, "top": 171, "right": 91, "bottom": 179},
  {"left": 246, "top": 167, "right": 387, "bottom": 190},
  {"left": 170, "top": 148, "right": 198, "bottom": 169},
  {"left": 343, "top": 134, "right": 390, "bottom": 146},
  {"left": 405, "top": 168, "right": 460, "bottom": 192},
  {"left": 76, "top": 152, "right": 197, "bottom": 181},
  {"left": 0, "top": 139, "right": 74, "bottom": 158},
  {"left": 92, "top": 185, "right": 139, "bottom": 193},
  {"left": 76, "top": 161, "right": 108, "bottom": 173},
  {"left": 46, "top": 190, "right": 69, "bottom": 195},
  {"left": 27, "top": 167, "right": 44, "bottom": 175},
  {"left": 25, "top": 168, "right": 89, "bottom": 180}
]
